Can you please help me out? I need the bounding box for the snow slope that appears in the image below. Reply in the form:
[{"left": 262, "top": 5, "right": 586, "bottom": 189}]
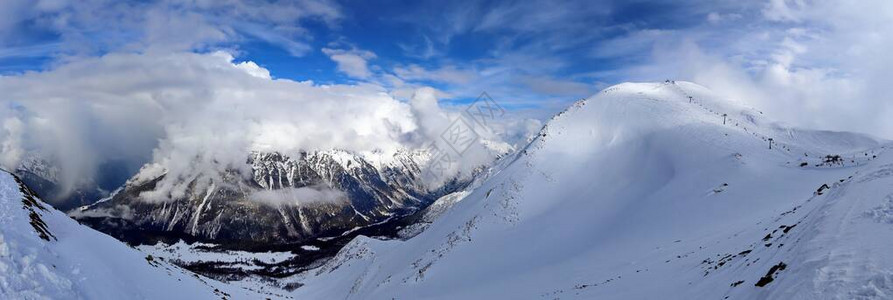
[
  {"left": 284, "top": 81, "right": 893, "bottom": 299},
  {"left": 0, "top": 170, "right": 275, "bottom": 299}
]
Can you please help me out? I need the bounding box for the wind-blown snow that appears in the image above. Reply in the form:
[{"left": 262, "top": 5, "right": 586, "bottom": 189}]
[{"left": 283, "top": 81, "right": 893, "bottom": 299}]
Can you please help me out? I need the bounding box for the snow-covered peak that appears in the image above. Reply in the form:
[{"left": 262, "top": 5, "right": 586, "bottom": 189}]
[
  {"left": 574, "top": 81, "right": 880, "bottom": 154},
  {"left": 0, "top": 170, "right": 270, "bottom": 299},
  {"left": 283, "top": 82, "right": 893, "bottom": 299},
  {"left": 15, "top": 153, "right": 60, "bottom": 184}
]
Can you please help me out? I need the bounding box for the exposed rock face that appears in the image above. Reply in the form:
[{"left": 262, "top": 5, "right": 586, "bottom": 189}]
[{"left": 72, "top": 149, "right": 468, "bottom": 246}]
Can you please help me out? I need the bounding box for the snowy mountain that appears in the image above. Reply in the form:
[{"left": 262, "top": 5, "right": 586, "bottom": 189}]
[
  {"left": 279, "top": 81, "right": 893, "bottom": 299},
  {"left": 71, "top": 149, "right": 472, "bottom": 248},
  {"left": 8, "top": 81, "right": 893, "bottom": 299},
  {"left": 0, "top": 170, "right": 277, "bottom": 299},
  {"left": 13, "top": 153, "right": 111, "bottom": 212}
]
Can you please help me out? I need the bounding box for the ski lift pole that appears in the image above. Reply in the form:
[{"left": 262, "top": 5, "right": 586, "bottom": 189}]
[{"left": 768, "top": 138, "right": 774, "bottom": 149}]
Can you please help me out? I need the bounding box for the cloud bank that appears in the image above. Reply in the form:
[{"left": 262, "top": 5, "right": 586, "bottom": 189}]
[
  {"left": 0, "top": 51, "right": 525, "bottom": 204},
  {"left": 581, "top": 0, "right": 893, "bottom": 139},
  {"left": 249, "top": 186, "right": 347, "bottom": 206}
]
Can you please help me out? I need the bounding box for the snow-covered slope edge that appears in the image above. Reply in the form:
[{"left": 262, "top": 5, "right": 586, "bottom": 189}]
[
  {"left": 284, "top": 81, "right": 893, "bottom": 299},
  {"left": 0, "top": 170, "right": 274, "bottom": 299}
]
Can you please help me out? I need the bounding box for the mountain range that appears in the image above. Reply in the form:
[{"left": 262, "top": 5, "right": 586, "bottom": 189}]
[
  {"left": 70, "top": 149, "right": 474, "bottom": 248},
  {"left": 4, "top": 81, "right": 893, "bottom": 299}
]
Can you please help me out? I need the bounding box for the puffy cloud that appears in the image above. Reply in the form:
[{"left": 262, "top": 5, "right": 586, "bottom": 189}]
[
  {"left": 709, "top": 0, "right": 893, "bottom": 138},
  {"left": 249, "top": 186, "right": 347, "bottom": 206},
  {"left": 407, "top": 88, "right": 527, "bottom": 185},
  {"left": 322, "top": 47, "right": 377, "bottom": 79},
  {"left": 0, "top": 51, "right": 422, "bottom": 202},
  {"left": 68, "top": 204, "right": 135, "bottom": 220},
  {"left": 0, "top": 117, "right": 24, "bottom": 169},
  {"left": 594, "top": 0, "right": 893, "bottom": 139},
  {"left": 0, "top": 50, "right": 526, "bottom": 203},
  {"left": 232, "top": 59, "right": 272, "bottom": 79}
]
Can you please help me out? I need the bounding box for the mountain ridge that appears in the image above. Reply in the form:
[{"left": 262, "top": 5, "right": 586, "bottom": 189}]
[
  {"left": 0, "top": 169, "right": 276, "bottom": 299},
  {"left": 70, "top": 148, "right": 474, "bottom": 247},
  {"left": 281, "top": 81, "right": 893, "bottom": 299},
  {"left": 6, "top": 81, "right": 893, "bottom": 299}
]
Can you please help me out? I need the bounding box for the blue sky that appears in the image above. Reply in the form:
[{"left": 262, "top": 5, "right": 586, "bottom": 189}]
[
  {"left": 0, "top": 1, "right": 759, "bottom": 113},
  {"left": 2, "top": 0, "right": 893, "bottom": 136}
]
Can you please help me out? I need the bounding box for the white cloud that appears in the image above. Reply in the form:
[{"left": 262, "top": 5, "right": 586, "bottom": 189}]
[
  {"left": 473, "top": 0, "right": 609, "bottom": 34},
  {"left": 398, "top": 35, "right": 440, "bottom": 59},
  {"left": 707, "top": 12, "right": 742, "bottom": 24},
  {"left": 230, "top": 57, "right": 272, "bottom": 79},
  {"left": 249, "top": 186, "right": 347, "bottom": 206},
  {"left": 393, "top": 64, "right": 478, "bottom": 85},
  {"left": 0, "top": 51, "right": 422, "bottom": 202},
  {"left": 762, "top": 0, "right": 805, "bottom": 22},
  {"left": 0, "top": 117, "right": 24, "bottom": 169},
  {"left": 0, "top": 0, "right": 342, "bottom": 57},
  {"left": 407, "top": 88, "right": 512, "bottom": 186},
  {"left": 68, "top": 204, "right": 135, "bottom": 220},
  {"left": 593, "top": 0, "right": 893, "bottom": 139},
  {"left": 322, "top": 47, "right": 377, "bottom": 79},
  {"left": 0, "top": 50, "right": 529, "bottom": 203}
]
